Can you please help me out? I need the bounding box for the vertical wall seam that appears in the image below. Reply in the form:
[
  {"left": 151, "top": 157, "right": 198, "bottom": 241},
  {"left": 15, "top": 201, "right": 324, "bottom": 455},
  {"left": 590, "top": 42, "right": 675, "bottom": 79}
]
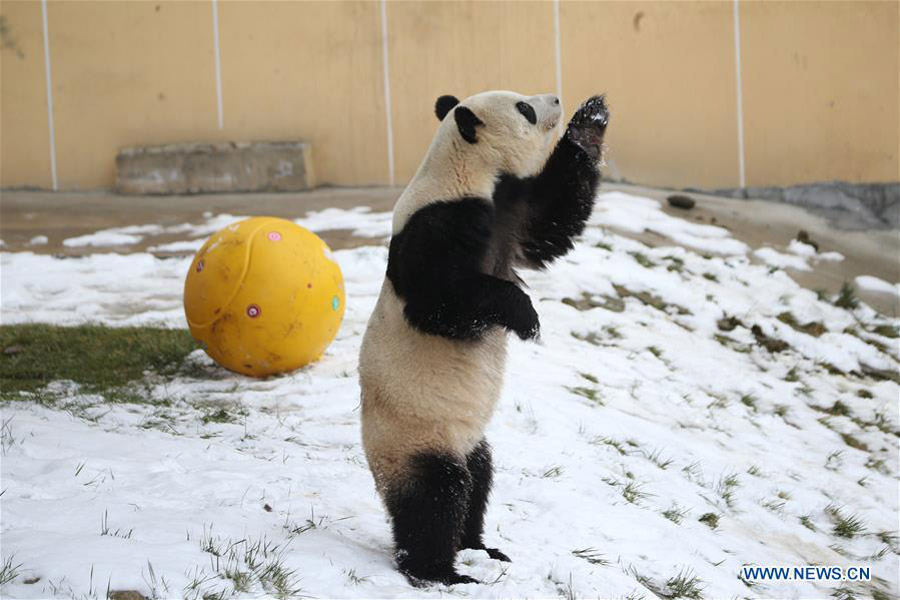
[
  {"left": 552, "top": 0, "right": 564, "bottom": 135},
  {"left": 212, "top": 0, "right": 224, "bottom": 130},
  {"left": 40, "top": 0, "right": 58, "bottom": 191},
  {"left": 379, "top": 0, "right": 396, "bottom": 186},
  {"left": 732, "top": 0, "right": 746, "bottom": 188}
]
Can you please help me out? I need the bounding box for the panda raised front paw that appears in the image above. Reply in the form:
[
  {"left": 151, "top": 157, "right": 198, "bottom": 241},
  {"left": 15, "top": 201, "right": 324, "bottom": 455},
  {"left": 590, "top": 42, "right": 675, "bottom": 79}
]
[{"left": 565, "top": 95, "right": 609, "bottom": 160}]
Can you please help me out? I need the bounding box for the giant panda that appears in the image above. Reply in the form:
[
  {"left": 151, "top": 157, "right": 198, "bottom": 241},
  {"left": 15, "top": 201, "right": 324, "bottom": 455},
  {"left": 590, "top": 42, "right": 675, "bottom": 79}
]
[{"left": 359, "top": 90, "right": 609, "bottom": 586}]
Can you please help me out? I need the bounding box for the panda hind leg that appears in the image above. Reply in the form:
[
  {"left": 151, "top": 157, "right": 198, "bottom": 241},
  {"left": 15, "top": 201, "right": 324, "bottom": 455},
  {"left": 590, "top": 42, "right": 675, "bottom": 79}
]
[
  {"left": 385, "top": 452, "right": 478, "bottom": 586},
  {"left": 461, "top": 439, "right": 511, "bottom": 562}
]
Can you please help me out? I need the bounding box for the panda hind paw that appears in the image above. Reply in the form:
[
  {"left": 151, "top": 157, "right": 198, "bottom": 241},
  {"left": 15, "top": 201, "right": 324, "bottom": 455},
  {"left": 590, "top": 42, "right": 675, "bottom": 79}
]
[
  {"left": 484, "top": 547, "right": 512, "bottom": 562},
  {"left": 402, "top": 567, "right": 479, "bottom": 587}
]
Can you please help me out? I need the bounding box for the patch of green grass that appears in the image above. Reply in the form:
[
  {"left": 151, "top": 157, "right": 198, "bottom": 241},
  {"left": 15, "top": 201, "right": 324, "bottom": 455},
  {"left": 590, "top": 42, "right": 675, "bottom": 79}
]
[
  {"left": 698, "top": 513, "right": 719, "bottom": 529},
  {"left": 563, "top": 293, "right": 625, "bottom": 313},
  {"left": 825, "top": 450, "right": 844, "bottom": 470},
  {"left": 871, "top": 587, "right": 892, "bottom": 600},
  {"left": 0, "top": 554, "right": 23, "bottom": 586},
  {"left": 856, "top": 388, "right": 873, "bottom": 399},
  {"left": 643, "top": 448, "right": 674, "bottom": 470},
  {"left": 712, "top": 334, "right": 750, "bottom": 354},
  {"left": 702, "top": 273, "right": 718, "bottom": 282},
  {"left": 613, "top": 284, "right": 691, "bottom": 316},
  {"left": 542, "top": 465, "right": 565, "bottom": 479},
  {"left": 0, "top": 324, "right": 197, "bottom": 399},
  {"left": 865, "top": 456, "right": 888, "bottom": 474},
  {"left": 840, "top": 432, "right": 868, "bottom": 451},
  {"left": 567, "top": 386, "right": 603, "bottom": 405},
  {"left": 579, "top": 372, "right": 598, "bottom": 384},
  {"left": 344, "top": 568, "right": 370, "bottom": 585},
  {"left": 664, "top": 256, "right": 684, "bottom": 273},
  {"left": 591, "top": 436, "right": 627, "bottom": 455},
  {"left": 224, "top": 566, "right": 254, "bottom": 593},
  {"left": 665, "top": 568, "right": 704, "bottom": 599},
  {"left": 832, "top": 584, "right": 855, "bottom": 600},
  {"left": 571, "top": 547, "right": 609, "bottom": 566},
  {"left": 603, "top": 325, "right": 623, "bottom": 340},
  {"left": 716, "top": 316, "right": 742, "bottom": 332},
  {"left": 834, "top": 282, "right": 859, "bottom": 310},
  {"left": 819, "top": 362, "right": 846, "bottom": 376},
  {"left": 629, "top": 252, "right": 657, "bottom": 268},
  {"left": 871, "top": 324, "right": 899, "bottom": 339},
  {"left": 594, "top": 241, "right": 613, "bottom": 251},
  {"left": 201, "top": 408, "right": 239, "bottom": 425},
  {"left": 799, "top": 514, "right": 816, "bottom": 531},
  {"left": 751, "top": 325, "right": 790, "bottom": 353},
  {"left": 647, "top": 346, "right": 663, "bottom": 359},
  {"left": 827, "top": 505, "right": 867, "bottom": 539},
  {"left": 746, "top": 464, "right": 762, "bottom": 477},
  {"left": 662, "top": 504, "right": 689, "bottom": 524},
  {"left": 622, "top": 481, "right": 650, "bottom": 504},
  {"left": 827, "top": 401, "right": 852, "bottom": 417},
  {"left": 100, "top": 509, "right": 134, "bottom": 539},
  {"left": 716, "top": 473, "right": 741, "bottom": 509},
  {"left": 740, "top": 394, "right": 757, "bottom": 410},
  {"left": 860, "top": 363, "right": 900, "bottom": 384},
  {"left": 776, "top": 312, "right": 826, "bottom": 337},
  {"left": 784, "top": 367, "right": 800, "bottom": 382}
]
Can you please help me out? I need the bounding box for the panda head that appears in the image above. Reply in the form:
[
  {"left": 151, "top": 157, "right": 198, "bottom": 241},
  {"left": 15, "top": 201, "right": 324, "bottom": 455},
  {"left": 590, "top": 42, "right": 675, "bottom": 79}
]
[{"left": 434, "top": 91, "right": 562, "bottom": 177}]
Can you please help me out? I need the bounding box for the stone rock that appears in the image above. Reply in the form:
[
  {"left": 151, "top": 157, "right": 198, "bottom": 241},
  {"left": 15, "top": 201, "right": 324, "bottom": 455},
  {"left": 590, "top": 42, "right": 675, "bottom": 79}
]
[
  {"left": 795, "top": 229, "right": 819, "bottom": 251},
  {"left": 667, "top": 194, "right": 696, "bottom": 210},
  {"left": 116, "top": 141, "right": 315, "bottom": 195}
]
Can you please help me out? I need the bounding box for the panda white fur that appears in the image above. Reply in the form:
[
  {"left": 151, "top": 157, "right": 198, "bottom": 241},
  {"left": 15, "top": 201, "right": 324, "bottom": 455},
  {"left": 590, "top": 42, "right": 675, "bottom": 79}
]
[{"left": 359, "top": 90, "right": 609, "bottom": 585}]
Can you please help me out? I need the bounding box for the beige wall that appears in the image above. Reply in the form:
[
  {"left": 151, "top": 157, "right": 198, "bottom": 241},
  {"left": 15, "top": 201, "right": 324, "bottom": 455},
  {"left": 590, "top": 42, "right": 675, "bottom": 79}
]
[
  {"left": 1, "top": 0, "right": 897, "bottom": 191},
  {"left": 740, "top": 1, "right": 899, "bottom": 186},
  {"left": 387, "top": 1, "right": 558, "bottom": 183},
  {"left": 0, "top": 0, "right": 51, "bottom": 187},
  {"left": 561, "top": 1, "right": 742, "bottom": 188}
]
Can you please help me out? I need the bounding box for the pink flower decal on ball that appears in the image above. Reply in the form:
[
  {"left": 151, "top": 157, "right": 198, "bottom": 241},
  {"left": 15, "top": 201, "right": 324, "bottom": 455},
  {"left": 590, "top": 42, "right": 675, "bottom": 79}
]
[
  {"left": 246, "top": 304, "right": 261, "bottom": 318},
  {"left": 267, "top": 231, "right": 282, "bottom": 242}
]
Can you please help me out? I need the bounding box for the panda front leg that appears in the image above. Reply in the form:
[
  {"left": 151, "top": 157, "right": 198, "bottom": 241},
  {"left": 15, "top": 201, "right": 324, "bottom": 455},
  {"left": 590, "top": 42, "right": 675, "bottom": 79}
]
[
  {"left": 512, "top": 95, "right": 610, "bottom": 268},
  {"left": 461, "top": 439, "right": 511, "bottom": 561},
  {"left": 384, "top": 451, "right": 478, "bottom": 586}
]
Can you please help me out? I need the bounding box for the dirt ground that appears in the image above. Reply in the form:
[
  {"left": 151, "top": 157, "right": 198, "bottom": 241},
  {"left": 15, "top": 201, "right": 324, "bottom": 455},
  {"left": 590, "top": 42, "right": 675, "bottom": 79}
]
[{"left": 1, "top": 183, "right": 897, "bottom": 314}]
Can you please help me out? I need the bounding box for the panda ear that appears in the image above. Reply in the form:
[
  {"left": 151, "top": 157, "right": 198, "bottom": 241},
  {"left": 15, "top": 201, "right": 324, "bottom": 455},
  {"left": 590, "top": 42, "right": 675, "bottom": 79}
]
[
  {"left": 435, "top": 95, "right": 459, "bottom": 121},
  {"left": 454, "top": 106, "right": 483, "bottom": 144}
]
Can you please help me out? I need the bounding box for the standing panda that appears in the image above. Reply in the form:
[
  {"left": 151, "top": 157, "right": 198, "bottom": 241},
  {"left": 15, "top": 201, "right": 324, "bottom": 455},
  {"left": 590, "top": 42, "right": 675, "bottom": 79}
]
[{"left": 359, "top": 90, "right": 609, "bottom": 585}]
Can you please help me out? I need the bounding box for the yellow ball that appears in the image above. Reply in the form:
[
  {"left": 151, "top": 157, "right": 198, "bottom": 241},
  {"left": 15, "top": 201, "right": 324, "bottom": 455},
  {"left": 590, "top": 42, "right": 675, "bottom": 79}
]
[{"left": 183, "top": 217, "right": 345, "bottom": 377}]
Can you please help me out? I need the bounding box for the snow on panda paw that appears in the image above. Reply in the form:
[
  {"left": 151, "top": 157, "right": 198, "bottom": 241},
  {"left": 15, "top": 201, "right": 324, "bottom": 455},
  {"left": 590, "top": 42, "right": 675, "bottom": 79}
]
[{"left": 566, "top": 95, "right": 609, "bottom": 160}]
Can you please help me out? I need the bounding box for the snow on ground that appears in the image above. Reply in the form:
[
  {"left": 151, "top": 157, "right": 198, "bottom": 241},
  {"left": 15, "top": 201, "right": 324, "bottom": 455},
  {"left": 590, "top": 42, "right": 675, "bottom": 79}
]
[
  {"left": 856, "top": 275, "right": 900, "bottom": 299},
  {"left": 589, "top": 192, "right": 749, "bottom": 256},
  {"left": 62, "top": 207, "right": 391, "bottom": 250},
  {"left": 63, "top": 225, "right": 167, "bottom": 248},
  {"left": 2, "top": 193, "right": 899, "bottom": 600},
  {"left": 787, "top": 239, "right": 845, "bottom": 263},
  {"left": 752, "top": 247, "right": 813, "bottom": 272}
]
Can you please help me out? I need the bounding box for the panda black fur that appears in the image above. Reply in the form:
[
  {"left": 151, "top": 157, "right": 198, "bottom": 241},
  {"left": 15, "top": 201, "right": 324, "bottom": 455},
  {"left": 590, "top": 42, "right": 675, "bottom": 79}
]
[{"left": 359, "top": 90, "right": 609, "bottom": 586}]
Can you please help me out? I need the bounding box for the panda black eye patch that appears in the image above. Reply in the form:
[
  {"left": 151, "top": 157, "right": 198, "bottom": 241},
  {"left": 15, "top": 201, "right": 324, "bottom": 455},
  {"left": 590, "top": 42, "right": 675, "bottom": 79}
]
[{"left": 516, "top": 102, "right": 537, "bottom": 125}]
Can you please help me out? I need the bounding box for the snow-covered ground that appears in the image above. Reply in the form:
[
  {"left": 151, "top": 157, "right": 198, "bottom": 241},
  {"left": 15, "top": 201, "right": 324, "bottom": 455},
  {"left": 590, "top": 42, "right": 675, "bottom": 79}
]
[{"left": 1, "top": 192, "right": 898, "bottom": 599}]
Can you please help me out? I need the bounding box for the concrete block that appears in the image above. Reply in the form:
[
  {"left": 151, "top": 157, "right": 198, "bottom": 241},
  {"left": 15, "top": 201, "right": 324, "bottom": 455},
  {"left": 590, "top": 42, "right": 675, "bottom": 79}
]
[{"left": 116, "top": 141, "right": 315, "bottom": 194}]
